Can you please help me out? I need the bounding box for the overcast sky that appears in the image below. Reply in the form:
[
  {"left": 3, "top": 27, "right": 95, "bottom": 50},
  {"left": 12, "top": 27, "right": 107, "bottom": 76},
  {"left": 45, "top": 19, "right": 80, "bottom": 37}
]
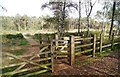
[{"left": 0, "top": 0, "right": 103, "bottom": 18}]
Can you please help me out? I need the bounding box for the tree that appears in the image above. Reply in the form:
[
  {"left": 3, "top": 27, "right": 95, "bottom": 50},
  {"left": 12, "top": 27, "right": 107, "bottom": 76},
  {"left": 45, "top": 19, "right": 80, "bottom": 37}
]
[
  {"left": 78, "top": 0, "right": 81, "bottom": 35},
  {"left": 14, "top": 14, "right": 21, "bottom": 31},
  {"left": 41, "top": 0, "right": 78, "bottom": 37},
  {"left": 109, "top": 1, "right": 116, "bottom": 36},
  {"left": 84, "top": 0, "right": 97, "bottom": 36},
  {"left": 22, "top": 15, "right": 29, "bottom": 30}
]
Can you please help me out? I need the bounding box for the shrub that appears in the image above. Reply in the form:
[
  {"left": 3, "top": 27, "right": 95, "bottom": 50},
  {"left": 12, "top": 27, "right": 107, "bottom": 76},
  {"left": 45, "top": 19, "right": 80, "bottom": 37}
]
[{"left": 5, "top": 33, "right": 24, "bottom": 39}]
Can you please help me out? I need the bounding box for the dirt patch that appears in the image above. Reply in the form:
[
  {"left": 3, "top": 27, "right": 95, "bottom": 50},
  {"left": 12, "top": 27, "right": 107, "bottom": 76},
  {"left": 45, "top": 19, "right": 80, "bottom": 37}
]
[{"left": 53, "top": 50, "right": 120, "bottom": 75}]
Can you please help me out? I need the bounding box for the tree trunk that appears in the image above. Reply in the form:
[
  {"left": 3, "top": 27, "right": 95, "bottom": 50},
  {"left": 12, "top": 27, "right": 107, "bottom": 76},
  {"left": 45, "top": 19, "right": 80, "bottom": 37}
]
[
  {"left": 109, "top": 1, "right": 116, "bottom": 36},
  {"left": 87, "top": 16, "right": 90, "bottom": 36},
  {"left": 78, "top": 0, "right": 81, "bottom": 35}
]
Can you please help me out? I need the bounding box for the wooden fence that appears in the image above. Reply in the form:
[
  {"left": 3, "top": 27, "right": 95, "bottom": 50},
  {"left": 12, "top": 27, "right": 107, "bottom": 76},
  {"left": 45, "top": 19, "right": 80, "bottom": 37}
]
[
  {"left": 67, "top": 33, "right": 120, "bottom": 65},
  {"left": 1, "top": 33, "right": 120, "bottom": 76}
]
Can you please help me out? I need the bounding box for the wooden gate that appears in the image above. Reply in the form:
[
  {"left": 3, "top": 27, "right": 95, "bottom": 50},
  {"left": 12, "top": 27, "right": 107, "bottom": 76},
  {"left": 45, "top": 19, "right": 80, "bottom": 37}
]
[
  {"left": 1, "top": 44, "right": 54, "bottom": 76},
  {"left": 53, "top": 35, "right": 70, "bottom": 64}
]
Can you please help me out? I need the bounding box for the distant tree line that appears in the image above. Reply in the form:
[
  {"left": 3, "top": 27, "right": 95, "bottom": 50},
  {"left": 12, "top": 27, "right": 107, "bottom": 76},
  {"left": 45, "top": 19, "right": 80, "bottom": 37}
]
[{"left": 1, "top": 14, "right": 111, "bottom": 32}]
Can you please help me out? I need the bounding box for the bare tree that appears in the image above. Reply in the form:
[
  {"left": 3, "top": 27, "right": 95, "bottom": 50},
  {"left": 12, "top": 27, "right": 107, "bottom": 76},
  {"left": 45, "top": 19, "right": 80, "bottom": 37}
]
[{"left": 84, "top": 0, "right": 97, "bottom": 36}]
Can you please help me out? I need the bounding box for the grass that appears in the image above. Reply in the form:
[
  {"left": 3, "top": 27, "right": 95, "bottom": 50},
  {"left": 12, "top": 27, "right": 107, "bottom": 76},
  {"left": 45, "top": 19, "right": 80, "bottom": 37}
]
[
  {"left": 2, "top": 36, "right": 29, "bottom": 46},
  {"left": 19, "top": 39, "right": 28, "bottom": 45}
]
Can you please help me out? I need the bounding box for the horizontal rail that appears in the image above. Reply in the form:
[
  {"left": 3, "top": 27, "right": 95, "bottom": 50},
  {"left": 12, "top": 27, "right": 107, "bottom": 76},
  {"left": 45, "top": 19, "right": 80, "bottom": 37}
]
[
  {"left": 75, "top": 43, "right": 93, "bottom": 49},
  {"left": 75, "top": 41, "right": 81, "bottom": 44},
  {"left": 21, "top": 69, "right": 48, "bottom": 77},
  {"left": 2, "top": 63, "right": 51, "bottom": 76},
  {"left": 75, "top": 37, "right": 93, "bottom": 41},
  {"left": 74, "top": 36, "right": 81, "bottom": 39},
  {"left": 75, "top": 49, "right": 93, "bottom": 55},
  {"left": 114, "top": 42, "right": 120, "bottom": 45},
  {"left": 56, "top": 55, "right": 68, "bottom": 58},
  {"left": 102, "top": 44, "right": 111, "bottom": 48}
]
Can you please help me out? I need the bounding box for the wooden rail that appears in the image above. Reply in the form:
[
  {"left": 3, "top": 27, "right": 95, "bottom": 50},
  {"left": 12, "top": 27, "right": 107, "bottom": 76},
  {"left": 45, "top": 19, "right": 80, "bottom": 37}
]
[{"left": 68, "top": 33, "right": 120, "bottom": 65}]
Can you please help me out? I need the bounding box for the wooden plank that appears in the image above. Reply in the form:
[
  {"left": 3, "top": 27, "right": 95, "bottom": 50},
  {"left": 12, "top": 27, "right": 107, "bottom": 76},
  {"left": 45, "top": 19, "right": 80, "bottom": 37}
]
[
  {"left": 74, "top": 36, "right": 81, "bottom": 38},
  {"left": 75, "top": 41, "right": 81, "bottom": 44},
  {"left": 19, "top": 54, "right": 33, "bottom": 58},
  {"left": 114, "top": 42, "right": 120, "bottom": 45},
  {"left": 21, "top": 70, "right": 48, "bottom": 77},
  {"left": 102, "top": 44, "right": 111, "bottom": 48},
  {"left": 39, "top": 46, "right": 49, "bottom": 53},
  {"left": 75, "top": 43, "right": 93, "bottom": 49},
  {"left": 75, "top": 37, "right": 93, "bottom": 41}
]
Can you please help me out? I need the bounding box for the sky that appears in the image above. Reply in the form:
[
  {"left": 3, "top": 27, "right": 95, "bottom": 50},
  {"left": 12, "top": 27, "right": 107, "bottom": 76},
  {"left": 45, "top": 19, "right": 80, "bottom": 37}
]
[{"left": 0, "top": 0, "right": 103, "bottom": 18}]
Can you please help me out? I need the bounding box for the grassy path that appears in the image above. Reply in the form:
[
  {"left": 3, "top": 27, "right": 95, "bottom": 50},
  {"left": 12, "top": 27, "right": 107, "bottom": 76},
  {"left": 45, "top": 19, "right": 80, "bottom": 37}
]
[
  {"left": 22, "top": 34, "right": 40, "bottom": 55},
  {"left": 22, "top": 34, "right": 39, "bottom": 45}
]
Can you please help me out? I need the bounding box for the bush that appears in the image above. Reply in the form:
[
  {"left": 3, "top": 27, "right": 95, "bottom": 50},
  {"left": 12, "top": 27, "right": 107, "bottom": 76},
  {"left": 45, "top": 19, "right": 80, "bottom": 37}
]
[{"left": 5, "top": 33, "right": 24, "bottom": 39}]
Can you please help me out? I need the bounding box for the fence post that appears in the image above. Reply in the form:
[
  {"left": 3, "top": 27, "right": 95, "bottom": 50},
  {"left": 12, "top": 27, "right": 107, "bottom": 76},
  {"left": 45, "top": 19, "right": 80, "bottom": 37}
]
[
  {"left": 111, "top": 33, "right": 115, "bottom": 50},
  {"left": 100, "top": 33, "right": 103, "bottom": 54},
  {"left": 50, "top": 41, "right": 54, "bottom": 72},
  {"left": 55, "top": 34, "right": 58, "bottom": 50},
  {"left": 69, "top": 35, "right": 75, "bottom": 65},
  {"left": 93, "top": 34, "right": 96, "bottom": 57}
]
